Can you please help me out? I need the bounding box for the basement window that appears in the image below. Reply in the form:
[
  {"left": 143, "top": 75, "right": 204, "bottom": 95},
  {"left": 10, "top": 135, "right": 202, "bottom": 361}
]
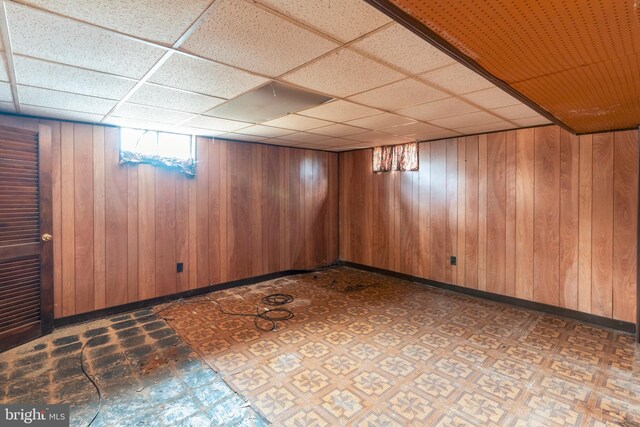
[
  {"left": 372, "top": 142, "right": 418, "bottom": 173},
  {"left": 119, "top": 127, "right": 196, "bottom": 176}
]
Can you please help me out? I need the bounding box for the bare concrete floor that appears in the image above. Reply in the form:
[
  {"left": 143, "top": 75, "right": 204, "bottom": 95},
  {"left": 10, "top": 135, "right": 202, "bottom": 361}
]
[{"left": 2, "top": 267, "right": 640, "bottom": 426}]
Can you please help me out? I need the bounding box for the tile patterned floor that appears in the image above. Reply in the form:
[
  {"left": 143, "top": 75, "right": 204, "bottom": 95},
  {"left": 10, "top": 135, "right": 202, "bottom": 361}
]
[
  {"left": 0, "top": 309, "right": 267, "bottom": 426},
  {"left": 163, "top": 267, "right": 640, "bottom": 426}
]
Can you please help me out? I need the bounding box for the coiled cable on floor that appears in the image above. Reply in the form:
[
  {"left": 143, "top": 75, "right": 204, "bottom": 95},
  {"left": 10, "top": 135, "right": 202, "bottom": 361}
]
[{"left": 211, "top": 293, "right": 295, "bottom": 332}]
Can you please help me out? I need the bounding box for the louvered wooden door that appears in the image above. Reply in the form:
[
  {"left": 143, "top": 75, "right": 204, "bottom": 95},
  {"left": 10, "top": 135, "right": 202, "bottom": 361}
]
[{"left": 0, "top": 124, "right": 53, "bottom": 352}]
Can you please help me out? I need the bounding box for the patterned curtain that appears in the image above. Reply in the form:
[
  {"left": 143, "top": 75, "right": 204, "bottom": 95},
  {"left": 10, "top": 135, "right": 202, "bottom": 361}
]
[{"left": 372, "top": 142, "right": 418, "bottom": 173}]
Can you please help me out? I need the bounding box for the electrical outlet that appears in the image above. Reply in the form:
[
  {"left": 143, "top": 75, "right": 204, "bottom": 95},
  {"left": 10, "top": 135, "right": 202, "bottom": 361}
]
[
  {"left": 177, "top": 262, "right": 184, "bottom": 273},
  {"left": 450, "top": 256, "right": 457, "bottom": 266}
]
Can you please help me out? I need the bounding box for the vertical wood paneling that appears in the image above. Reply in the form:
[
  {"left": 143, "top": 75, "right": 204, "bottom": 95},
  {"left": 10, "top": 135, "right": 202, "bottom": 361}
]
[
  {"left": 464, "top": 136, "right": 478, "bottom": 289},
  {"left": 486, "top": 132, "right": 506, "bottom": 295},
  {"left": 218, "top": 141, "right": 228, "bottom": 282},
  {"left": 155, "top": 170, "right": 176, "bottom": 297},
  {"left": 262, "top": 146, "right": 280, "bottom": 274},
  {"left": 105, "top": 127, "right": 128, "bottom": 307},
  {"left": 591, "top": 133, "right": 614, "bottom": 317},
  {"left": 398, "top": 161, "right": 413, "bottom": 274},
  {"left": 534, "top": 126, "right": 560, "bottom": 306},
  {"left": 196, "top": 138, "right": 209, "bottom": 286},
  {"left": 505, "top": 131, "right": 516, "bottom": 297},
  {"left": 457, "top": 139, "right": 466, "bottom": 286},
  {"left": 175, "top": 175, "right": 189, "bottom": 292},
  {"left": 613, "top": 130, "right": 638, "bottom": 322},
  {"left": 60, "top": 123, "right": 75, "bottom": 316},
  {"left": 251, "top": 144, "right": 263, "bottom": 276},
  {"left": 559, "top": 130, "right": 579, "bottom": 310},
  {"left": 208, "top": 139, "right": 221, "bottom": 285},
  {"left": 92, "top": 127, "right": 105, "bottom": 310},
  {"left": 578, "top": 135, "right": 593, "bottom": 313},
  {"left": 418, "top": 143, "right": 430, "bottom": 279},
  {"left": 127, "top": 163, "right": 139, "bottom": 301},
  {"left": 478, "top": 134, "right": 488, "bottom": 291},
  {"left": 430, "top": 140, "right": 447, "bottom": 283},
  {"left": 515, "top": 129, "right": 535, "bottom": 300},
  {"left": 47, "top": 121, "right": 62, "bottom": 318},
  {"left": 137, "top": 165, "right": 156, "bottom": 300},
  {"left": 73, "top": 124, "right": 94, "bottom": 314},
  {"left": 445, "top": 139, "right": 457, "bottom": 284}
]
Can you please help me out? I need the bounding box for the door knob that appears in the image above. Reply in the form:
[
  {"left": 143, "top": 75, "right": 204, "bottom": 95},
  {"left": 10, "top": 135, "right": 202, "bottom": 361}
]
[{"left": 42, "top": 233, "right": 52, "bottom": 241}]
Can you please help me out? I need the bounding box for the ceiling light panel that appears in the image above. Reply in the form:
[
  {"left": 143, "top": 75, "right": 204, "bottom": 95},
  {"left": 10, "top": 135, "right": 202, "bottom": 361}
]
[
  {"left": 310, "top": 123, "right": 367, "bottom": 137},
  {"left": 298, "top": 100, "right": 381, "bottom": 122},
  {"left": 282, "top": 49, "right": 404, "bottom": 97},
  {"left": 348, "top": 78, "right": 448, "bottom": 110},
  {"left": 184, "top": 115, "right": 252, "bottom": 132},
  {"left": 345, "top": 112, "right": 415, "bottom": 129},
  {"left": 460, "top": 87, "right": 520, "bottom": 110},
  {"left": 253, "top": 0, "right": 391, "bottom": 42},
  {"left": 429, "top": 111, "right": 503, "bottom": 129},
  {"left": 352, "top": 23, "right": 455, "bottom": 74},
  {"left": 13, "top": 56, "right": 136, "bottom": 100},
  {"left": 420, "top": 62, "right": 494, "bottom": 95},
  {"left": 396, "top": 97, "right": 478, "bottom": 121},
  {"left": 7, "top": 3, "right": 167, "bottom": 79},
  {"left": 149, "top": 53, "right": 267, "bottom": 99},
  {"left": 21, "top": 105, "right": 104, "bottom": 123},
  {"left": 128, "top": 83, "right": 225, "bottom": 113},
  {"left": 18, "top": 86, "right": 116, "bottom": 114},
  {"left": 204, "top": 81, "right": 332, "bottom": 123},
  {"left": 19, "top": 0, "right": 213, "bottom": 45},
  {"left": 260, "top": 114, "right": 332, "bottom": 131},
  {"left": 113, "top": 103, "right": 195, "bottom": 124},
  {"left": 181, "top": 0, "right": 337, "bottom": 77}
]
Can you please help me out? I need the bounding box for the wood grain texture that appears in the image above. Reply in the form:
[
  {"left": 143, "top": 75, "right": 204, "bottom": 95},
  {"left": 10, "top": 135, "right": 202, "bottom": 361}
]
[
  {"left": 578, "top": 134, "right": 593, "bottom": 313},
  {"left": 591, "top": 133, "right": 614, "bottom": 317},
  {"left": 515, "top": 128, "right": 535, "bottom": 300},
  {"left": 613, "top": 130, "right": 638, "bottom": 322},
  {"left": 60, "top": 123, "right": 74, "bottom": 316},
  {"left": 445, "top": 139, "right": 457, "bottom": 284},
  {"left": 92, "top": 127, "right": 105, "bottom": 310},
  {"left": 339, "top": 125, "right": 637, "bottom": 322},
  {"left": 559, "top": 130, "right": 579, "bottom": 310}
]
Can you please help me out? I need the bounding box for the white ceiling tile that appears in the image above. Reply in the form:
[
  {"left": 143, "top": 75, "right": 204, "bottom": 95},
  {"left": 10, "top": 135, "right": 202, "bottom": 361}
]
[
  {"left": 262, "top": 137, "right": 300, "bottom": 146},
  {"left": 19, "top": 86, "right": 116, "bottom": 114},
  {"left": 348, "top": 78, "right": 448, "bottom": 110},
  {"left": 513, "top": 116, "right": 553, "bottom": 127},
  {"left": 255, "top": 0, "right": 390, "bottom": 42},
  {"left": 395, "top": 97, "right": 478, "bottom": 121},
  {"left": 21, "top": 105, "right": 104, "bottom": 123},
  {"left": 181, "top": 0, "right": 337, "bottom": 77},
  {"left": 103, "top": 116, "right": 181, "bottom": 132},
  {"left": 0, "top": 82, "right": 12, "bottom": 102},
  {"left": 149, "top": 53, "right": 267, "bottom": 99},
  {"left": 352, "top": 23, "right": 455, "bottom": 74},
  {"left": 327, "top": 144, "right": 370, "bottom": 152},
  {"left": 260, "top": 114, "right": 332, "bottom": 131},
  {"left": 430, "top": 111, "right": 504, "bottom": 129},
  {"left": 454, "top": 121, "right": 515, "bottom": 135},
  {"left": 14, "top": 56, "right": 136, "bottom": 100},
  {"left": 128, "top": 83, "right": 225, "bottom": 113},
  {"left": 348, "top": 131, "right": 414, "bottom": 144},
  {"left": 282, "top": 49, "right": 404, "bottom": 97},
  {"left": 0, "top": 101, "right": 15, "bottom": 113},
  {"left": 310, "top": 123, "right": 367, "bottom": 137},
  {"left": 461, "top": 87, "right": 520, "bottom": 109},
  {"left": 345, "top": 112, "right": 415, "bottom": 130},
  {"left": 7, "top": 2, "right": 167, "bottom": 78},
  {"left": 420, "top": 63, "right": 494, "bottom": 95},
  {"left": 218, "top": 133, "right": 267, "bottom": 143},
  {"left": 380, "top": 121, "right": 442, "bottom": 137},
  {"left": 20, "top": 0, "right": 213, "bottom": 45},
  {"left": 416, "top": 130, "right": 462, "bottom": 141},
  {"left": 236, "top": 124, "right": 296, "bottom": 138},
  {"left": 184, "top": 115, "right": 252, "bottom": 132},
  {"left": 0, "top": 54, "right": 9, "bottom": 81},
  {"left": 277, "top": 132, "right": 330, "bottom": 143},
  {"left": 113, "top": 103, "right": 195, "bottom": 124},
  {"left": 491, "top": 104, "right": 540, "bottom": 120},
  {"left": 298, "top": 100, "right": 381, "bottom": 122}
]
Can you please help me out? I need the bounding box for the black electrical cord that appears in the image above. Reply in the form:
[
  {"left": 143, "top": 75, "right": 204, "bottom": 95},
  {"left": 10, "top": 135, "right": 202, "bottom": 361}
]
[{"left": 211, "top": 293, "right": 295, "bottom": 332}]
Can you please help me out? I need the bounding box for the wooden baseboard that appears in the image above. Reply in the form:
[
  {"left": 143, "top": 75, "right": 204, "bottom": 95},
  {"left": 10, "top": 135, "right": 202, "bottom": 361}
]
[{"left": 340, "top": 261, "right": 636, "bottom": 334}]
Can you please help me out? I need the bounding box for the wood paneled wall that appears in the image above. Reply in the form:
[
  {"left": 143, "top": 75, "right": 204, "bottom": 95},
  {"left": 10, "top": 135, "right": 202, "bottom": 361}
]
[
  {"left": 339, "top": 125, "right": 639, "bottom": 322},
  {"left": 0, "top": 115, "right": 338, "bottom": 318}
]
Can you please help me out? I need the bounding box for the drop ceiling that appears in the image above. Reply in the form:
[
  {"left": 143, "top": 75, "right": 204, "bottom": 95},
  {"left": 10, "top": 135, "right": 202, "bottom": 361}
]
[
  {"left": 375, "top": 0, "right": 640, "bottom": 134},
  {"left": 0, "top": 0, "right": 551, "bottom": 151}
]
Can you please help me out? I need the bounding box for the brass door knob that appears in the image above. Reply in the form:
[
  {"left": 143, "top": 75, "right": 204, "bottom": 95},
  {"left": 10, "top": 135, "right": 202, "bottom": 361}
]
[{"left": 42, "top": 233, "right": 52, "bottom": 241}]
